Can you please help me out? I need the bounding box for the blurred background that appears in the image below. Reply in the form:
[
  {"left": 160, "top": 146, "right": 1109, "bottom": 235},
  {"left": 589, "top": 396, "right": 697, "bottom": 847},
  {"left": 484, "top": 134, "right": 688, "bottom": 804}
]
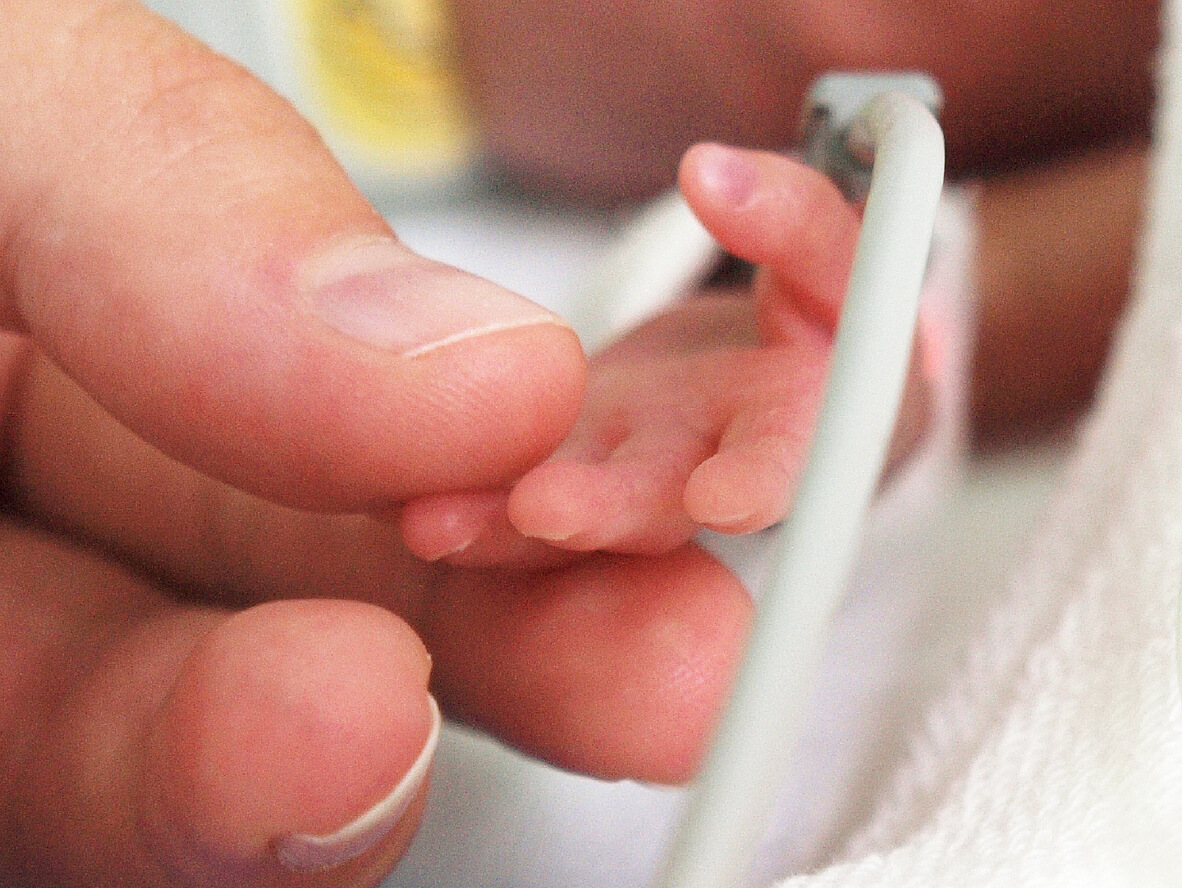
[{"left": 136, "top": 1, "right": 1148, "bottom": 883}]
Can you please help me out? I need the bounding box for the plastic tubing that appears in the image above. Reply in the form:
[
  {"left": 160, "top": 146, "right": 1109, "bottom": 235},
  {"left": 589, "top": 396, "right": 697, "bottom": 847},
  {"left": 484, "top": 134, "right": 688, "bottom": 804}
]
[{"left": 650, "top": 90, "right": 945, "bottom": 888}]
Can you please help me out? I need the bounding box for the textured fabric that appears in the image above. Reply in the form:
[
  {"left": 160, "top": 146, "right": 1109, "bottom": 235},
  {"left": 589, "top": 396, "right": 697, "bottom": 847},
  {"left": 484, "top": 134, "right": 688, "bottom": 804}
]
[{"left": 776, "top": 11, "right": 1182, "bottom": 886}]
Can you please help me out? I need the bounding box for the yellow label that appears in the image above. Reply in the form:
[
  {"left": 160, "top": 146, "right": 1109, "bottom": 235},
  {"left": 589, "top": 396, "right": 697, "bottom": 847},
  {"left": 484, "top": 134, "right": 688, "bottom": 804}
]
[{"left": 289, "top": 0, "right": 474, "bottom": 175}]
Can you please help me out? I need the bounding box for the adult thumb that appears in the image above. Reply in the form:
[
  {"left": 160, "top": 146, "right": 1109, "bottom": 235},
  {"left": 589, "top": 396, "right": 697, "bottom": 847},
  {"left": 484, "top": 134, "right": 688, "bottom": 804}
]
[{"left": 1, "top": 0, "right": 585, "bottom": 511}]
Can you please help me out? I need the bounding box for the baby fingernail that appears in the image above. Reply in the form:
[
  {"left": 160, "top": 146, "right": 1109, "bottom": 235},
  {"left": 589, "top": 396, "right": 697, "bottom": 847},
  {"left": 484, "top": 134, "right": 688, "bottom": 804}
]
[
  {"left": 275, "top": 696, "right": 442, "bottom": 872},
  {"left": 694, "top": 143, "right": 758, "bottom": 208},
  {"left": 303, "top": 235, "right": 568, "bottom": 357}
]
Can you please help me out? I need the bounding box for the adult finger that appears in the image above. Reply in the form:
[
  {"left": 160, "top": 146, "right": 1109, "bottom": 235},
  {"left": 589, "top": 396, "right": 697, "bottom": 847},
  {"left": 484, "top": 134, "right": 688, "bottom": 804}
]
[
  {"left": 421, "top": 547, "right": 752, "bottom": 783},
  {"left": 1, "top": 522, "right": 439, "bottom": 887},
  {"left": 7, "top": 351, "right": 752, "bottom": 783},
  {"left": 0, "top": 0, "right": 585, "bottom": 511}
]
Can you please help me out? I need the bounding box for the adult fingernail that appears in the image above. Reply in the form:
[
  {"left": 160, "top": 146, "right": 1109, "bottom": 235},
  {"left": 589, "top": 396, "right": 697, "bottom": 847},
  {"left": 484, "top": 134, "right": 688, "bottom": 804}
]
[
  {"left": 275, "top": 696, "right": 443, "bottom": 872},
  {"left": 303, "top": 235, "right": 569, "bottom": 357},
  {"left": 522, "top": 526, "right": 579, "bottom": 544},
  {"left": 694, "top": 144, "right": 758, "bottom": 208}
]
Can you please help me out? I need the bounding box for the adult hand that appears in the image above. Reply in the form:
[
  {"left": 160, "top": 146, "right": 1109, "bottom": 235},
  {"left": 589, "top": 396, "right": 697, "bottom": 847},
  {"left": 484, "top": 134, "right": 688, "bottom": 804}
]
[{"left": 0, "top": 3, "right": 752, "bottom": 885}]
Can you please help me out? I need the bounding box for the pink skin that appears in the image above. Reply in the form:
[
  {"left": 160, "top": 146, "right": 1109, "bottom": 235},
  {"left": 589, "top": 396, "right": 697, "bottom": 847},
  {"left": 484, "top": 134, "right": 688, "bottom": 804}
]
[
  {"left": 0, "top": 4, "right": 752, "bottom": 887},
  {"left": 1, "top": 2, "right": 947, "bottom": 883},
  {"left": 398, "top": 145, "right": 927, "bottom": 569}
]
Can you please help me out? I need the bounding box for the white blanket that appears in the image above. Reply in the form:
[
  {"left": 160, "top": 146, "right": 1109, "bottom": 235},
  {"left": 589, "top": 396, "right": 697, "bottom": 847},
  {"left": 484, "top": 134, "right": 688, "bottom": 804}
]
[{"left": 778, "top": 8, "right": 1182, "bottom": 884}]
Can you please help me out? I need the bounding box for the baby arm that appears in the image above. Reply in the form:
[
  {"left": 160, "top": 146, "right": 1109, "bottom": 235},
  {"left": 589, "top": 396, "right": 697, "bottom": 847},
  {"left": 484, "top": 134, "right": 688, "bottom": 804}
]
[{"left": 399, "top": 144, "right": 929, "bottom": 565}]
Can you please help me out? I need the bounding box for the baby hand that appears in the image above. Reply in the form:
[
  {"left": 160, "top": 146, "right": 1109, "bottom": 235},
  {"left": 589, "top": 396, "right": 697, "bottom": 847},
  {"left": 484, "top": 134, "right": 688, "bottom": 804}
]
[{"left": 399, "top": 145, "right": 928, "bottom": 566}]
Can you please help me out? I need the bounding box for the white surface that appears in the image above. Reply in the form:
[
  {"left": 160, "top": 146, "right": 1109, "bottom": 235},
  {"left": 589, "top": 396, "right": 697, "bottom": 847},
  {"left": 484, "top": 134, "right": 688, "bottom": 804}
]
[
  {"left": 571, "top": 189, "right": 720, "bottom": 351},
  {"left": 142, "top": 0, "right": 273, "bottom": 85}
]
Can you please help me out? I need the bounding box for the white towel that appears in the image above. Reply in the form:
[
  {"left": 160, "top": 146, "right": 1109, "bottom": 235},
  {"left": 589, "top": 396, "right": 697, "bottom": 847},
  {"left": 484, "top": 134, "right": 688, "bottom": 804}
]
[{"left": 777, "top": 6, "right": 1182, "bottom": 885}]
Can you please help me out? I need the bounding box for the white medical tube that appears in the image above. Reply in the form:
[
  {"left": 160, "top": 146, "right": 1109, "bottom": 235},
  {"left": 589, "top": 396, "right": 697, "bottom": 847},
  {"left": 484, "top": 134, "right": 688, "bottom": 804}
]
[{"left": 651, "top": 91, "right": 944, "bottom": 888}]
